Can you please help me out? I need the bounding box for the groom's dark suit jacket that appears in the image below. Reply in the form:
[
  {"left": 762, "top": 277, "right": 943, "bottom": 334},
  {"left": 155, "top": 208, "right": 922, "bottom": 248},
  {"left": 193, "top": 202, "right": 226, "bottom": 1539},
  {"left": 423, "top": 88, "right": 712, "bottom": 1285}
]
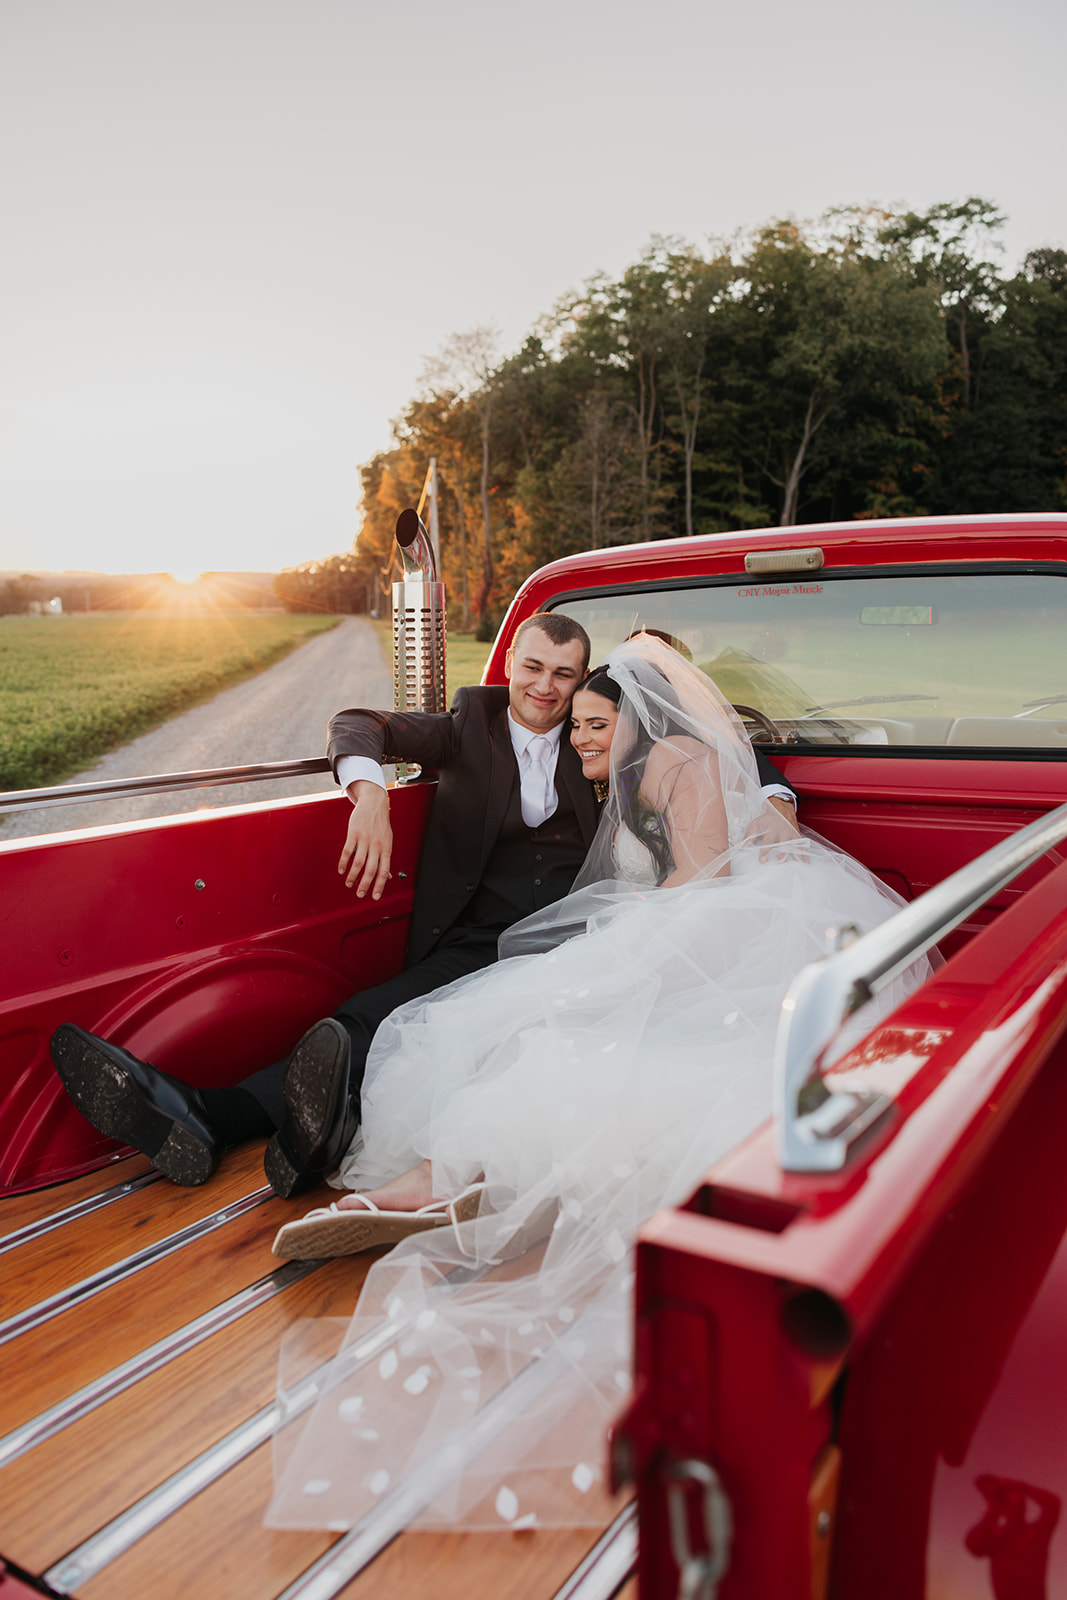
[
  {"left": 328, "top": 686, "right": 600, "bottom": 968},
  {"left": 327, "top": 685, "right": 795, "bottom": 969}
]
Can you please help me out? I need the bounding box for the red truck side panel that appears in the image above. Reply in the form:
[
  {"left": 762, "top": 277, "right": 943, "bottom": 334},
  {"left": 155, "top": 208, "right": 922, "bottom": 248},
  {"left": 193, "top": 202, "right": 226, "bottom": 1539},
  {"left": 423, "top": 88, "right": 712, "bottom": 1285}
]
[
  {"left": 616, "top": 858, "right": 1067, "bottom": 1597},
  {"left": 0, "top": 784, "right": 434, "bottom": 1193}
]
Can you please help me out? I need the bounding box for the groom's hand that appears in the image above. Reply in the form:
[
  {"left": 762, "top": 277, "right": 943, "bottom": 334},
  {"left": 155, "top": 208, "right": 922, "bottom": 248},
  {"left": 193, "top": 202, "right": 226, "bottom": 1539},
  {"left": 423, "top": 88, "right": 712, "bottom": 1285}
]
[
  {"left": 339, "top": 781, "right": 393, "bottom": 899},
  {"left": 768, "top": 796, "right": 799, "bottom": 834}
]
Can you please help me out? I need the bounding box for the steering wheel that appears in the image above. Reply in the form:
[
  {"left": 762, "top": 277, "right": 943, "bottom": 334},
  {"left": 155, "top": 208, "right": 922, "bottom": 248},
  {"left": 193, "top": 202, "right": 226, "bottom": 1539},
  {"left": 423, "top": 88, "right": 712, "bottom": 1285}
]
[{"left": 731, "top": 703, "right": 781, "bottom": 744}]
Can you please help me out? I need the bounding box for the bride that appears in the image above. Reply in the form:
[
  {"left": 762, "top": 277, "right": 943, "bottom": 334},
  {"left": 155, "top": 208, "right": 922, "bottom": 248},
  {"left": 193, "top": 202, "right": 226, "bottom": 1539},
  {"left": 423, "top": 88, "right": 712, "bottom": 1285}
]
[{"left": 266, "top": 633, "right": 928, "bottom": 1534}]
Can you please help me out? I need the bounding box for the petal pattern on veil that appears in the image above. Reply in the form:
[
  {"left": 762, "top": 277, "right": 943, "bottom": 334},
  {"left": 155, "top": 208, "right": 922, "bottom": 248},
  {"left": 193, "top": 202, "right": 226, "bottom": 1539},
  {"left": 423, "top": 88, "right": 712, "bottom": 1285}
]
[{"left": 266, "top": 635, "right": 929, "bottom": 1534}]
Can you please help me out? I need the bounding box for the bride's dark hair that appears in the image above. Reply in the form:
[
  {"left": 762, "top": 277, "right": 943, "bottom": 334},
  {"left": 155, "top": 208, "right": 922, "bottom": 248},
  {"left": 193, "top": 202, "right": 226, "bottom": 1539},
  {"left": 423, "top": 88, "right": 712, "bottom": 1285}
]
[
  {"left": 575, "top": 665, "right": 621, "bottom": 705},
  {"left": 576, "top": 662, "right": 683, "bottom": 882}
]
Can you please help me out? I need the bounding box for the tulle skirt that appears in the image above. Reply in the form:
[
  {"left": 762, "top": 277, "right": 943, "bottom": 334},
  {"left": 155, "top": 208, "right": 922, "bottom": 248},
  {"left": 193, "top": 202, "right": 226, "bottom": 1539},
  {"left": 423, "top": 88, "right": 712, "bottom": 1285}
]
[{"left": 266, "top": 832, "right": 928, "bottom": 1534}]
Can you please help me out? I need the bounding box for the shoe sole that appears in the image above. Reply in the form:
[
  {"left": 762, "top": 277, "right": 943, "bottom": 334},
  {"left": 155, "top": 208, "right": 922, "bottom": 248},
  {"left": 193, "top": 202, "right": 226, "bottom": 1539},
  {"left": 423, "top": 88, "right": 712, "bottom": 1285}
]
[
  {"left": 153, "top": 1119, "right": 220, "bottom": 1187},
  {"left": 263, "top": 1022, "right": 350, "bottom": 1199},
  {"left": 271, "top": 1189, "right": 483, "bottom": 1260},
  {"left": 272, "top": 1210, "right": 449, "bottom": 1260},
  {"left": 52, "top": 1027, "right": 217, "bottom": 1187},
  {"left": 262, "top": 1138, "right": 303, "bottom": 1200}
]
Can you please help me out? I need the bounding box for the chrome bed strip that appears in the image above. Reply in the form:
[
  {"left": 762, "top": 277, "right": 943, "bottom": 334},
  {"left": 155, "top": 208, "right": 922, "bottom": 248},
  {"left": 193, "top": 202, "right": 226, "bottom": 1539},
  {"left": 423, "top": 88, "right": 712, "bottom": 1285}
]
[
  {"left": 44, "top": 1314, "right": 400, "bottom": 1594},
  {"left": 0, "top": 1258, "right": 322, "bottom": 1471},
  {"left": 0, "top": 1169, "right": 162, "bottom": 1256},
  {"left": 0, "top": 1186, "right": 272, "bottom": 1347},
  {"left": 552, "top": 1505, "right": 638, "bottom": 1600},
  {"left": 46, "top": 1262, "right": 602, "bottom": 1598},
  {"left": 275, "top": 1315, "right": 607, "bottom": 1600}
]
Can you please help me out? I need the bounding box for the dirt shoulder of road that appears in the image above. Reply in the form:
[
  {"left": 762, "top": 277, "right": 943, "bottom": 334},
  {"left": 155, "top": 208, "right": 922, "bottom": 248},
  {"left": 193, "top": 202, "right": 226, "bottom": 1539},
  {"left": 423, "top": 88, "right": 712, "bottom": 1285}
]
[{"left": 0, "top": 612, "right": 339, "bottom": 792}]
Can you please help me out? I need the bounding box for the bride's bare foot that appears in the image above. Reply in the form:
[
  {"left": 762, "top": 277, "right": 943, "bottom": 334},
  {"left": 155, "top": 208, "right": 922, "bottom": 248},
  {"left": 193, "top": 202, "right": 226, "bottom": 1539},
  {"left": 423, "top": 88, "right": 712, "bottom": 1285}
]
[{"left": 336, "top": 1159, "right": 438, "bottom": 1213}]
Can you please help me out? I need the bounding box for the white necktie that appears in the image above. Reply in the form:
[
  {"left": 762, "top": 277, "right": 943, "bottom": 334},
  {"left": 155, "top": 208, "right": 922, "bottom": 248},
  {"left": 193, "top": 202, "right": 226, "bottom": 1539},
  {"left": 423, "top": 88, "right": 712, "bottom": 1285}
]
[{"left": 521, "top": 735, "right": 555, "bottom": 828}]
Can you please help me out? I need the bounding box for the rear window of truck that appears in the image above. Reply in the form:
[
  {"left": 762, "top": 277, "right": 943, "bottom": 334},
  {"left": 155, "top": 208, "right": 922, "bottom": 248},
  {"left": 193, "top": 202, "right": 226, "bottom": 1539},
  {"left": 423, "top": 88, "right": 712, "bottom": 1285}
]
[{"left": 551, "top": 569, "right": 1067, "bottom": 753}]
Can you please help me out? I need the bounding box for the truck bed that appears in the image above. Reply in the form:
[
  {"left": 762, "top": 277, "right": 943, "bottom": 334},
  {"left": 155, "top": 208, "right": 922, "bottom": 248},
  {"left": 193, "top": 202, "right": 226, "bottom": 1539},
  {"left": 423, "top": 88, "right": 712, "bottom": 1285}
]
[
  {"left": 0, "top": 1141, "right": 633, "bottom": 1598},
  {"left": 7, "top": 512, "right": 1067, "bottom": 1596}
]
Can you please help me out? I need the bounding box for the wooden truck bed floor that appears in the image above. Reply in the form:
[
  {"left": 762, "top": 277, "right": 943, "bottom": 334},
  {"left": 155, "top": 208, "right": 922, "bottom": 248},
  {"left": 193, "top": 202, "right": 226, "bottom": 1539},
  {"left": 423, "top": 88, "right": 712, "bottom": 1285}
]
[{"left": 0, "top": 1144, "right": 634, "bottom": 1600}]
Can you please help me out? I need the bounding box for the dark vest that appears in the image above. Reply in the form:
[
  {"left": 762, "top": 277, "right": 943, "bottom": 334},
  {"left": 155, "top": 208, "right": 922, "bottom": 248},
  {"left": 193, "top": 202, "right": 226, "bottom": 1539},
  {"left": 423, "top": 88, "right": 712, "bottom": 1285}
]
[{"left": 457, "top": 767, "right": 587, "bottom": 937}]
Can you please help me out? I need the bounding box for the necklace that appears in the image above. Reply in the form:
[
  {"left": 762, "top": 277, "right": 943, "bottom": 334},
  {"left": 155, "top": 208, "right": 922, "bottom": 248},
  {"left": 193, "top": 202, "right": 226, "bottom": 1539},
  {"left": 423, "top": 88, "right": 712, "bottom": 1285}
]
[{"left": 592, "top": 778, "right": 609, "bottom": 803}]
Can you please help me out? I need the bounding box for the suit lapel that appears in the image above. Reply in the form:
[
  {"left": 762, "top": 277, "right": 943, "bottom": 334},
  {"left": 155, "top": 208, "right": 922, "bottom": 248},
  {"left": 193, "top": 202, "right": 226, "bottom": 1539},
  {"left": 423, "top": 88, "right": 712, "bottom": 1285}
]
[
  {"left": 481, "top": 707, "right": 520, "bottom": 868},
  {"left": 480, "top": 706, "right": 597, "bottom": 862}
]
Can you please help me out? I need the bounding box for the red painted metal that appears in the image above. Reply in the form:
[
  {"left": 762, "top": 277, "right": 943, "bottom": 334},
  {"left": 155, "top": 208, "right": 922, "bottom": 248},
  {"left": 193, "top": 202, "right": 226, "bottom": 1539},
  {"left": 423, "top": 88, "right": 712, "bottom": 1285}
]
[
  {"left": 0, "top": 783, "right": 434, "bottom": 1194},
  {"left": 614, "top": 856, "right": 1067, "bottom": 1596},
  {"left": 502, "top": 515, "right": 1067, "bottom": 1595},
  {"left": 485, "top": 513, "right": 1067, "bottom": 678},
  {"left": 4, "top": 512, "right": 1067, "bottom": 1593},
  {"left": 484, "top": 515, "right": 1067, "bottom": 958},
  {"left": 780, "top": 755, "right": 1067, "bottom": 812},
  {"left": 0, "top": 1561, "right": 46, "bottom": 1599}
]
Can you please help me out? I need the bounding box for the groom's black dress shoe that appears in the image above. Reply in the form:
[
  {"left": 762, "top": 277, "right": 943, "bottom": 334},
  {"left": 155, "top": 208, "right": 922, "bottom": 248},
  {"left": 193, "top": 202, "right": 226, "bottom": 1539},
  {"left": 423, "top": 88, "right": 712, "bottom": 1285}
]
[
  {"left": 263, "top": 1018, "right": 358, "bottom": 1199},
  {"left": 50, "top": 1024, "right": 223, "bottom": 1186}
]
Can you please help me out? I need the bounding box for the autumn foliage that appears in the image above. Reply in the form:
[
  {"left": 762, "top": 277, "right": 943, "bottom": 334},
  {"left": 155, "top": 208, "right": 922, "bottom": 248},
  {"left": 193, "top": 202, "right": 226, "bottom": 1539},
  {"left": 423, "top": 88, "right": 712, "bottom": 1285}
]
[{"left": 282, "top": 201, "right": 1067, "bottom": 631}]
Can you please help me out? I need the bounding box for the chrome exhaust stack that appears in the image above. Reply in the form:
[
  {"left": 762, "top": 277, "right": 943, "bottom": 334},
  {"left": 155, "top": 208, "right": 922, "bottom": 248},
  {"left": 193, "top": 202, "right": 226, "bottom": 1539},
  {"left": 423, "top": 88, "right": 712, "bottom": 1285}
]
[{"left": 393, "top": 508, "right": 446, "bottom": 723}]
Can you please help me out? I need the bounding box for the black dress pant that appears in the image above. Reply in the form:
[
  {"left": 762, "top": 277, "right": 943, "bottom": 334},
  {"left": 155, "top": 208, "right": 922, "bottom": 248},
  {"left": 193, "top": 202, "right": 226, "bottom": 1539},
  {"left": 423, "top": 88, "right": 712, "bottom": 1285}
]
[{"left": 237, "top": 928, "right": 501, "bottom": 1130}]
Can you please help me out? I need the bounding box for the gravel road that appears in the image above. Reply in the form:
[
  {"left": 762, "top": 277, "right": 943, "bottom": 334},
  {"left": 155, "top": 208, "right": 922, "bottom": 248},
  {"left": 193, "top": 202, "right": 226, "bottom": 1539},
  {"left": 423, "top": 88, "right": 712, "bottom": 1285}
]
[{"left": 0, "top": 616, "right": 392, "bottom": 841}]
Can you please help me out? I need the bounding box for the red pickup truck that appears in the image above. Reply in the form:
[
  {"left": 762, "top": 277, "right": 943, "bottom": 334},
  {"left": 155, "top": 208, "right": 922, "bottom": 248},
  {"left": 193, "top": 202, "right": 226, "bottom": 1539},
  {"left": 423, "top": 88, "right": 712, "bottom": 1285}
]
[{"left": 2, "top": 511, "right": 1065, "bottom": 1600}]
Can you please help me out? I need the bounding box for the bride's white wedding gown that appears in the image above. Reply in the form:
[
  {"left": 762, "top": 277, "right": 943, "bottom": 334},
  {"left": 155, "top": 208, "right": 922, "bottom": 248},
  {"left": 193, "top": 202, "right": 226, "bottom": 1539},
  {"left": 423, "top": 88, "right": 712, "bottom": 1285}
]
[{"left": 266, "top": 637, "right": 929, "bottom": 1535}]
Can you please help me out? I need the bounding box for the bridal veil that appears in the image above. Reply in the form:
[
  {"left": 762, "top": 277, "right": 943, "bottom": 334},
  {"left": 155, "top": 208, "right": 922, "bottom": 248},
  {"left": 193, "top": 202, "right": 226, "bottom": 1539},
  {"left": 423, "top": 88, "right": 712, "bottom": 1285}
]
[{"left": 266, "top": 634, "right": 928, "bottom": 1534}]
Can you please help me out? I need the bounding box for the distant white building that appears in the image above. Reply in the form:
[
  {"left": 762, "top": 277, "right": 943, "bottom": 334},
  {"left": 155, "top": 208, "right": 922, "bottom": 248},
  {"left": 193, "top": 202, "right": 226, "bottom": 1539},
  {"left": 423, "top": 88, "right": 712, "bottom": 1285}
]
[{"left": 28, "top": 597, "right": 63, "bottom": 616}]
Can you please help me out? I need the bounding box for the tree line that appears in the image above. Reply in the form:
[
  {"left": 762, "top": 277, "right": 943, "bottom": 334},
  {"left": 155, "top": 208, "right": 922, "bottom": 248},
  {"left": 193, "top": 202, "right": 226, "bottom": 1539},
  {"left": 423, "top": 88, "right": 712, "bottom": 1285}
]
[
  {"left": 0, "top": 572, "right": 280, "bottom": 615},
  {"left": 281, "top": 198, "right": 1065, "bottom": 631}
]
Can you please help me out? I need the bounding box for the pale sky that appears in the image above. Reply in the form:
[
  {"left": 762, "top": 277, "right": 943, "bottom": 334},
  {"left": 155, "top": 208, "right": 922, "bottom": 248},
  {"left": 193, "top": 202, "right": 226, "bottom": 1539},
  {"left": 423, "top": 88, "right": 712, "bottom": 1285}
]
[{"left": 2, "top": 0, "right": 1064, "bottom": 578}]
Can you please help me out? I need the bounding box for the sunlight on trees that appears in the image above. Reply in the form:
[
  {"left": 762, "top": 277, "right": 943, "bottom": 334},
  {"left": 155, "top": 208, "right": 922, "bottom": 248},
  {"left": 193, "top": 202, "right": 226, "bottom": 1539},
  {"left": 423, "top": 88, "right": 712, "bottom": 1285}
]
[{"left": 276, "top": 200, "right": 1067, "bottom": 627}]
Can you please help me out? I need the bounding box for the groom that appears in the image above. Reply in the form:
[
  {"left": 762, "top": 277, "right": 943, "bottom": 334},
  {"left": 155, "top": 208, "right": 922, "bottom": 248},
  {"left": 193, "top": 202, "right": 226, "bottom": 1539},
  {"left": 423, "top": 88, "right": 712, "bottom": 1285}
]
[{"left": 51, "top": 614, "right": 796, "bottom": 1198}]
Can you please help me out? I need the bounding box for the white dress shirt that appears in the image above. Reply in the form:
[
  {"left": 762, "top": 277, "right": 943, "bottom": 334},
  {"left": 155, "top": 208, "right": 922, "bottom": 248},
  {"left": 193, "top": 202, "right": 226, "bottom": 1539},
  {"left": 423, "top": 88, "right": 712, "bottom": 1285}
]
[
  {"left": 336, "top": 723, "right": 794, "bottom": 810},
  {"left": 507, "top": 712, "right": 564, "bottom": 827},
  {"left": 335, "top": 713, "right": 564, "bottom": 818}
]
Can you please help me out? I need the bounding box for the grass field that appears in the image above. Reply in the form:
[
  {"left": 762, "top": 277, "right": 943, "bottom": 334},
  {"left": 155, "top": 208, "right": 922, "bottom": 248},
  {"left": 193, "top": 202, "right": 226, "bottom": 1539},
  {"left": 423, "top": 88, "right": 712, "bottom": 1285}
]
[
  {"left": 369, "top": 621, "right": 493, "bottom": 703},
  {"left": 0, "top": 613, "right": 339, "bottom": 791},
  {"left": 443, "top": 633, "right": 494, "bottom": 698}
]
